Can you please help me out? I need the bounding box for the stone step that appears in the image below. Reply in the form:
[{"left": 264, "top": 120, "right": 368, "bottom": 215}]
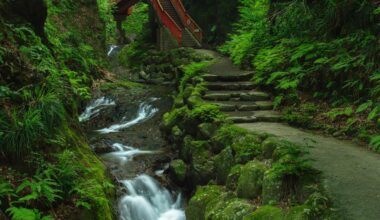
[
  {"left": 226, "top": 110, "right": 282, "bottom": 123},
  {"left": 206, "top": 81, "right": 255, "bottom": 91},
  {"left": 207, "top": 101, "right": 259, "bottom": 111},
  {"left": 203, "top": 72, "right": 254, "bottom": 82},
  {"left": 203, "top": 90, "right": 270, "bottom": 101},
  {"left": 207, "top": 100, "right": 274, "bottom": 112}
]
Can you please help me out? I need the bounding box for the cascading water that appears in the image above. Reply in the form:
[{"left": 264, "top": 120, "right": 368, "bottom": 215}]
[
  {"left": 97, "top": 98, "right": 159, "bottom": 134},
  {"left": 119, "top": 175, "right": 185, "bottom": 220},
  {"left": 80, "top": 95, "right": 185, "bottom": 220},
  {"left": 79, "top": 97, "right": 116, "bottom": 122}
]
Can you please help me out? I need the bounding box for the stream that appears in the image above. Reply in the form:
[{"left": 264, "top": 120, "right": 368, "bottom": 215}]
[{"left": 79, "top": 46, "right": 185, "bottom": 220}]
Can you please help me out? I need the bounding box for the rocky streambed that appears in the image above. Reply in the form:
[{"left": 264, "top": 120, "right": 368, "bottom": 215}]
[{"left": 79, "top": 46, "right": 185, "bottom": 220}]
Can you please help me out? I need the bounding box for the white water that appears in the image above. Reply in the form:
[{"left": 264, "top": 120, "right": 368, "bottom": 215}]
[
  {"left": 97, "top": 98, "right": 159, "bottom": 134},
  {"left": 79, "top": 97, "right": 116, "bottom": 122},
  {"left": 107, "top": 45, "right": 120, "bottom": 56},
  {"left": 119, "top": 175, "right": 185, "bottom": 220},
  {"left": 102, "top": 143, "right": 155, "bottom": 165}
]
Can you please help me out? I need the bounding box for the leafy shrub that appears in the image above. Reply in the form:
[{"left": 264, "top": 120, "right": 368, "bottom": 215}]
[{"left": 6, "top": 207, "right": 53, "bottom": 220}]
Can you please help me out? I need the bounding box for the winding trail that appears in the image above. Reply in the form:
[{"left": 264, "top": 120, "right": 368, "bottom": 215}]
[{"left": 200, "top": 50, "right": 380, "bottom": 220}]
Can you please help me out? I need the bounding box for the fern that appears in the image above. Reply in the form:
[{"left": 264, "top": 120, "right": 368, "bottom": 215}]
[
  {"left": 0, "top": 178, "right": 15, "bottom": 205},
  {"left": 6, "top": 207, "right": 54, "bottom": 220},
  {"left": 370, "top": 135, "right": 380, "bottom": 151},
  {"left": 15, "top": 174, "right": 62, "bottom": 206}
]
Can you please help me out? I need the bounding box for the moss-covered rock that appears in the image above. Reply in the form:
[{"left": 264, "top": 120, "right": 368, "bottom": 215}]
[
  {"left": 243, "top": 206, "right": 284, "bottom": 220},
  {"left": 162, "top": 106, "right": 189, "bottom": 132},
  {"left": 198, "top": 122, "right": 218, "bottom": 140},
  {"left": 188, "top": 140, "right": 215, "bottom": 185},
  {"left": 262, "top": 169, "right": 282, "bottom": 205},
  {"left": 237, "top": 161, "right": 267, "bottom": 199},
  {"left": 232, "top": 134, "right": 262, "bottom": 163},
  {"left": 213, "top": 147, "right": 235, "bottom": 184},
  {"left": 170, "top": 159, "right": 187, "bottom": 183},
  {"left": 186, "top": 185, "right": 225, "bottom": 220},
  {"left": 261, "top": 137, "right": 281, "bottom": 159},
  {"left": 226, "top": 164, "right": 243, "bottom": 190},
  {"left": 171, "top": 125, "right": 184, "bottom": 144},
  {"left": 206, "top": 198, "right": 256, "bottom": 220}
]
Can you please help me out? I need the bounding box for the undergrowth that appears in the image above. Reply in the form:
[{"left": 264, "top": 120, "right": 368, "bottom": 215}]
[{"left": 221, "top": 0, "right": 380, "bottom": 151}]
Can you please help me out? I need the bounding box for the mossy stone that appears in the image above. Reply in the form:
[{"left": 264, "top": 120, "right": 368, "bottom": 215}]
[
  {"left": 189, "top": 140, "right": 215, "bottom": 185},
  {"left": 171, "top": 125, "right": 183, "bottom": 144},
  {"left": 226, "top": 164, "right": 243, "bottom": 190},
  {"left": 232, "top": 134, "right": 262, "bottom": 164},
  {"left": 261, "top": 137, "right": 281, "bottom": 159},
  {"left": 262, "top": 169, "right": 282, "bottom": 205},
  {"left": 237, "top": 161, "right": 267, "bottom": 199},
  {"left": 186, "top": 185, "right": 224, "bottom": 220},
  {"left": 198, "top": 122, "right": 218, "bottom": 140},
  {"left": 170, "top": 159, "right": 187, "bottom": 183},
  {"left": 213, "top": 147, "right": 235, "bottom": 184},
  {"left": 207, "top": 198, "right": 256, "bottom": 220},
  {"left": 243, "top": 206, "right": 284, "bottom": 220}
]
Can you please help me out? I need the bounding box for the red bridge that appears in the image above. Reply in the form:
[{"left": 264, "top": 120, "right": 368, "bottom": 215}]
[{"left": 114, "top": 0, "right": 202, "bottom": 49}]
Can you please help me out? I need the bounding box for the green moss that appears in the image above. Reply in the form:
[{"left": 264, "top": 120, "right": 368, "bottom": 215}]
[
  {"left": 213, "top": 147, "right": 235, "bottom": 184},
  {"left": 285, "top": 205, "right": 309, "bottom": 220},
  {"left": 170, "top": 159, "right": 187, "bottom": 182},
  {"left": 232, "top": 134, "right": 262, "bottom": 163},
  {"left": 207, "top": 198, "right": 255, "bottom": 220},
  {"left": 186, "top": 185, "right": 225, "bottom": 220},
  {"left": 226, "top": 164, "right": 243, "bottom": 190},
  {"left": 189, "top": 103, "right": 226, "bottom": 123},
  {"left": 189, "top": 141, "right": 215, "bottom": 185},
  {"left": 243, "top": 206, "right": 284, "bottom": 220},
  {"left": 237, "top": 161, "right": 267, "bottom": 200},
  {"left": 99, "top": 80, "right": 143, "bottom": 91},
  {"left": 213, "top": 124, "right": 248, "bottom": 148},
  {"left": 261, "top": 137, "right": 281, "bottom": 159},
  {"left": 162, "top": 106, "right": 189, "bottom": 132},
  {"left": 62, "top": 124, "right": 114, "bottom": 220},
  {"left": 197, "top": 122, "right": 218, "bottom": 140},
  {"left": 262, "top": 169, "right": 282, "bottom": 205}
]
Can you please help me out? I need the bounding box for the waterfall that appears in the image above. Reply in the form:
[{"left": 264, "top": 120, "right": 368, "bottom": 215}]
[
  {"left": 79, "top": 97, "right": 116, "bottom": 122},
  {"left": 119, "top": 175, "right": 185, "bottom": 220},
  {"left": 97, "top": 98, "right": 159, "bottom": 134}
]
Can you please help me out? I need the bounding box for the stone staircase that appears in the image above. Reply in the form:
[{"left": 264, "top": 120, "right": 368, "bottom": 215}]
[{"left": 202, "top": 63, "right": 282, "bottom": 123}]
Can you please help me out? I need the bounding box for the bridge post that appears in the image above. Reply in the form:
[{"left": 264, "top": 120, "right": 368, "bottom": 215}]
[{"left": 114, "top": 14, "right": 128, "bottom": 44}]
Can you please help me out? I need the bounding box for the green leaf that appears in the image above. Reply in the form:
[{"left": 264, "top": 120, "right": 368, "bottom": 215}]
[
  {"left": 368, "top": 106, "right": 380, "bottom": 121},
  {"left": 356, "top": 101, "right": 373, "bottom": 113},
  {"left": 6, "top": 207, "right": 37, "bottom": 220}
]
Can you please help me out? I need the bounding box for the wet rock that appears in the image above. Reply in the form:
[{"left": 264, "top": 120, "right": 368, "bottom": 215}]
[
  {"left": 226, "top": 164, "right": 242, "bottom": 191},
  {"left": 237, "top": 161, "right": 267, "bottom": 200},
  {"left": 243, "top": 206, "right": 284, "bottom": 220},
  {"left": 169, "top": 159, "right": 187, "bottom": 183},
  {"left": 213, "top": 147, "right": 235, "bottom": 184},
  {"left": 92, "top": 144, "right": 114, "bottom": 154},
  {"left": 139, "top": 70, "right": 149, "bottom": 81}
]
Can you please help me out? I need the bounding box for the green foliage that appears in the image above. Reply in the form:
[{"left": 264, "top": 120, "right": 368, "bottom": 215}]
[
  {"left": 0, "top": 178, "right": 15, "bottom": 205},
  {"left": 189, "top": 104, "right": 225, "bottom": 123},
  {"left": 122, "top": 3, "right": 149, "bottom": 36},
  {"left": 222, "top": 0, "right": 380, "bottom": 127},
  {"left": 6, "top": 207, "right": 53, "bottom": 220},
  {"left": 370, "top": 135, "right": 380, "bottom": 152},
  {"left": 180, "top": 61, "right": 211, "bottom": 92},
  {"left": 324, "top": 107, "right": 354, "bottom": 121},
  {"left": 14, "top": 173, "right": 62, "bottom": 206},
  {"left": 96, "top": 0, "right": 117, "bottom": 43},
  {"left": 219, "top": 0, "right": 270, "bottom": 66}
]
